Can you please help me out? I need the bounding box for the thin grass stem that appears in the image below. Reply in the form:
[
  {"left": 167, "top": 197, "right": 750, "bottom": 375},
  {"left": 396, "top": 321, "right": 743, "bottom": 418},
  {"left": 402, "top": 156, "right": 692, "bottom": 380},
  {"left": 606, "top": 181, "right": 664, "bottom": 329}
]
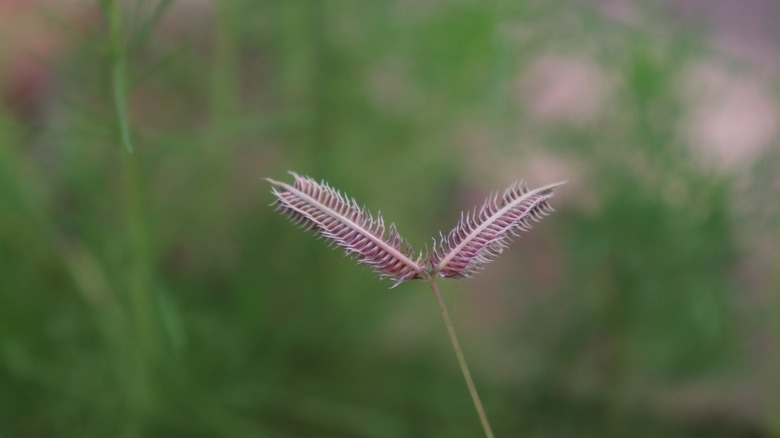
[
  {"left": 428, "top": 279, "right": 494, "bottom": 438},
  {"left": 105, "top": 0, "right": 134, "bottom": 152}
]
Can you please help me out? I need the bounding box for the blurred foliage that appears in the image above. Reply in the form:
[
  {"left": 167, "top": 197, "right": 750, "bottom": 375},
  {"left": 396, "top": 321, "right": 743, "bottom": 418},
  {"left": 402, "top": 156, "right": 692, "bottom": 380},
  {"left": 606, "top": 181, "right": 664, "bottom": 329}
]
[{"left": 0, "top": 0, "right": 778, "bottom": 437}]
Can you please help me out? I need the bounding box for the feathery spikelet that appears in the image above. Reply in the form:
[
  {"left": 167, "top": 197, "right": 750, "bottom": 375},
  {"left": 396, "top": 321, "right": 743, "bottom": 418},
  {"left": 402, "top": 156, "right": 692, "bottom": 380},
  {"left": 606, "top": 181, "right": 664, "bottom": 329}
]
[
  {"left": 267, "top": 172, "right": 425, "bottom": 286},
  {"left": 430, "top": 180, "right": 565, "bottom": 279}
]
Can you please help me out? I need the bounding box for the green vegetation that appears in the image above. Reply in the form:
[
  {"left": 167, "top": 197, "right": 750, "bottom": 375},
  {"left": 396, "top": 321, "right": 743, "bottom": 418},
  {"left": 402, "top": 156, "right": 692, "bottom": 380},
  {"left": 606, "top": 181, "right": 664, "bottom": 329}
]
[{"left": 1, "top": 1, "right": 777, "bottom": 436}]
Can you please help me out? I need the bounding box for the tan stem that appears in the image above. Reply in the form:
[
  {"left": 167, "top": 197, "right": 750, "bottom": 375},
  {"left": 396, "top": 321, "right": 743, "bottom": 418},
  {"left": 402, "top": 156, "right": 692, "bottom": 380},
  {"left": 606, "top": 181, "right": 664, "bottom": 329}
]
[{"left": 429, "top": 279, "right": 494, "bottom": 438}]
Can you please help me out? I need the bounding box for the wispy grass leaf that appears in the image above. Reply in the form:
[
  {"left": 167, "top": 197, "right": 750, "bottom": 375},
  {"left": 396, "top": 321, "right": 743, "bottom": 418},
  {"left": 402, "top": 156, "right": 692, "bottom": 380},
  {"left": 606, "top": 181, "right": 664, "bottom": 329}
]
[
  {"left": 104, "top": 0, "right": 134, "bottom": 153},
  {"left": 267, "top": 172, "right": 425, "bottom": 286},
  {"left": 430, "top": 181, "right": 565, "bottom": 279}
]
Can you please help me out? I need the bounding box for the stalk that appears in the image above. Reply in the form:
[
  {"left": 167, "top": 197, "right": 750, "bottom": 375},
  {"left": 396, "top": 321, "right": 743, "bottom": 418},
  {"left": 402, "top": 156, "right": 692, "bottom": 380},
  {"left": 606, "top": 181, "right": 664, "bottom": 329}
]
[
  {"left": 428, "top": 279, "right": 494, "bottom": 438},
  {"left": 106, "top": 0, "right": 133, "bottom": 152}
]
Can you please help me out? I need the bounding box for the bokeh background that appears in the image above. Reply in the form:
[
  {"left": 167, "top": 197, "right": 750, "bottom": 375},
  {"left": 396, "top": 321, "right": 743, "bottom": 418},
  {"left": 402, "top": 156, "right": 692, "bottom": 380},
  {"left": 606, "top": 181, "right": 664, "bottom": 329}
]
[{"left": 1, "top": 0, "right": 779, "bottom": 436}]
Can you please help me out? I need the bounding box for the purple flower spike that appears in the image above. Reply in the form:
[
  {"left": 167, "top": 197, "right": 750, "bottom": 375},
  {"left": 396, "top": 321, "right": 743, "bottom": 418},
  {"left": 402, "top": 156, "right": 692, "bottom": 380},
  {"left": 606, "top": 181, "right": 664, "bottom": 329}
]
[
  {"left": 430, "top": 180, "right": 566, "bottom": 279},
  {"left": 267, "top": 172, "right": 426, "bottom": 286}
]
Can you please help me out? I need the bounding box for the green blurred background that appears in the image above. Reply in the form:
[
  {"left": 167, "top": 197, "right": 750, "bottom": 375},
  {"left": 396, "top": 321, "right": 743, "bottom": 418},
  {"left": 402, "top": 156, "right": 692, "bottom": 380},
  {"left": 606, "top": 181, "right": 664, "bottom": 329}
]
[{"left": 1, "top": 0, "right": 779, "bottom": 436}]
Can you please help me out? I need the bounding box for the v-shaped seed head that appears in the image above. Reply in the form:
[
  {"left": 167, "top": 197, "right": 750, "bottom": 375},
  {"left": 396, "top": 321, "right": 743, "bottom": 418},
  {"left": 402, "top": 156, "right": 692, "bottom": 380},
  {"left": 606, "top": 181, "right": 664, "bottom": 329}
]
[{"left": 268, "top": 172, "right": 564, "bottom": 286}]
